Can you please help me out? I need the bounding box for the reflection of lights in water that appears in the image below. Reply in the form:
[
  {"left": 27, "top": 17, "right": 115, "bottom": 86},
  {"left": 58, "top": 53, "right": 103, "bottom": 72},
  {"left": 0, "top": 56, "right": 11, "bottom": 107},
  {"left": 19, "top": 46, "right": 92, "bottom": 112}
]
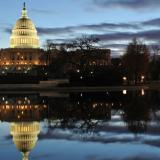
[
  {"left": 80, "top": 76, "right": 83, "bottom": 80},
  {"left": 141, "top": 89, "right": 145, "bottom": 96},
  {"left": 123, "top": 90, "right": 127, "bottom": 95}
]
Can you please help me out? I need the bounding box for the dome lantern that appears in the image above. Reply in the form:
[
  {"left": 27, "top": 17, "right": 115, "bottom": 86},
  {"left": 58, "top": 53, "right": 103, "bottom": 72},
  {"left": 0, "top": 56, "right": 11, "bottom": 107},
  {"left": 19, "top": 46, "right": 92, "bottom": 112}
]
[{"left": 22, "top": 2, "right": 28, "bottom": 18}]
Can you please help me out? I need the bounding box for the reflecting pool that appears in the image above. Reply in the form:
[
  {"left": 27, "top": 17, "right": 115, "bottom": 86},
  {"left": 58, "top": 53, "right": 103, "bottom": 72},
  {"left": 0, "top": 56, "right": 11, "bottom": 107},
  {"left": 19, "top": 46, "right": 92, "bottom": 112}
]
[{"left": 0, "top": 90, "right": 160, "bottom": 160}]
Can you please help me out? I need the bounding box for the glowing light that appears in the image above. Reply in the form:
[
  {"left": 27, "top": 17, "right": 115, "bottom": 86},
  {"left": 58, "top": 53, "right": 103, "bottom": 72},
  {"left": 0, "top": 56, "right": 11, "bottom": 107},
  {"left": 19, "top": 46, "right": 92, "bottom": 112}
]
[
  {"left": 5, "top": 101, "right": 8, "bottom": 104},
  {"left": 141, "top": 76, "right": 145, "bottom": 80},
  {"left": 123, "top": 90, "right": 127, "bottom": 95},
  {"left": 123, "top": 76, "right": 127, "bottom": 81},
  {"left": 18, "top": 67, "right": 21, "bottom": 70},
  {"left": 141, "top": 89, "right": 145, "bottom": 96},
  {"left": 141, "top": 75, "right": 145, "bottom": 83},
  {"left": 34, "top": 61, "right": 39, "bottom": 65},
  {"left": 93, "top": 103, "right": 97, "bottom": 108}
]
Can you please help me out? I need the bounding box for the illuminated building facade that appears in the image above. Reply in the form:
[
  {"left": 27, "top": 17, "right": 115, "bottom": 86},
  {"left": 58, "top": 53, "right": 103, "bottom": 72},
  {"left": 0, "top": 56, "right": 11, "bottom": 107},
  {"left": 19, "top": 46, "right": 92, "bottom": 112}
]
[{"left": 0, "top": 3, "right": 47, "bottom": 74}]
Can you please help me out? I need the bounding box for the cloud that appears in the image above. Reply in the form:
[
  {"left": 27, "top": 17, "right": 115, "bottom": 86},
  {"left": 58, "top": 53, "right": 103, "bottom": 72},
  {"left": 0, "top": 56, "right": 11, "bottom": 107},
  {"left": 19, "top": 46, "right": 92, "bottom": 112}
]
[
  {"left": 143, "top": 18, "right": 160, "bottom": 27},
  {"left": 36, "top": 22, "right": 139, "bottom": 36},
  {"left": 37, "top": 27, "right": 74, "bottom": 36},
  {"left": 93, "top": 29, "right": 160, "bottom": 42},
  {"left": 92, "top": 0, "right": 160, "bottom": 10}
]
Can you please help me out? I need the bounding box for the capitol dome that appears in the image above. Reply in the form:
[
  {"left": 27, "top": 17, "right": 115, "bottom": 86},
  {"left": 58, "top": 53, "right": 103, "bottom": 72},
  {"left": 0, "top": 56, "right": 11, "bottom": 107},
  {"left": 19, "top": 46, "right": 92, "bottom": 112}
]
[{"left": 10, "top": 3, "right": 40, "bottom": 48}]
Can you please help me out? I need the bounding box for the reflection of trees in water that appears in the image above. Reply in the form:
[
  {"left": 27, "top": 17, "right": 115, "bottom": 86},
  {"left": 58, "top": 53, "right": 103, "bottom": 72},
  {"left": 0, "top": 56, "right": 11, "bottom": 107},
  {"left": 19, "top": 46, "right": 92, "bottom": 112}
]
[
  {"left": 148, "top": 90, "right": 160, "bottom": 123},
  {"left": 123, "top": 91, "right": 150, "bottom": 134},
  {"left": 46, "top": 91, "right": 160, "bottom": 135},
  {"left": 46, "top": 97, "right": 112, "bottom": 134}
]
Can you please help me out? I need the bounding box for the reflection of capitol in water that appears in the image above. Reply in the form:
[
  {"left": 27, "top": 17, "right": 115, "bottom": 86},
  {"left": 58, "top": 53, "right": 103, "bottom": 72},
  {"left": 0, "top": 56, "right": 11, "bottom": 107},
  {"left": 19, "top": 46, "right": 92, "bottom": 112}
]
[
  {"left": 0, "top": 94, "right": 48, "bottom": 160},
  {"left": 10, "top": 122, "right": 40, "bottom": 160},
  {"left": 0, "top": 94, "right": 48, "bottom": 122}
]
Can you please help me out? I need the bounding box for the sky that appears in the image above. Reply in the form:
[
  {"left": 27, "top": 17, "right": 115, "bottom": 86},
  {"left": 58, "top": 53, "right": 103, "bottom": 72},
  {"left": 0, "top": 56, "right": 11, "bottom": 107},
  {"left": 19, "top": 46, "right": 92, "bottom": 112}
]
[{"left": 1, "top": 0, "right": 160, "bottom": 56}]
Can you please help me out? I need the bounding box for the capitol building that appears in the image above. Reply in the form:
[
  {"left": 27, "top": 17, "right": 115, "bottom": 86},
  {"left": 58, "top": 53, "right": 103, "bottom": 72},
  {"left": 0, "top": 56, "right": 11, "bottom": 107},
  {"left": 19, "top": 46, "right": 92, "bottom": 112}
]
[{"left": 0, "top": 3, "right": 47, "bottom": 74}]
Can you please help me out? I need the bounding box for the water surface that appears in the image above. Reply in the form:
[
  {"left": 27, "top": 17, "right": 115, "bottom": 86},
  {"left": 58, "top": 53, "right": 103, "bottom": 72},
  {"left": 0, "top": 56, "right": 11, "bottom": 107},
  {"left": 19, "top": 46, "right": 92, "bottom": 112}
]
[{"left": 0, "top": 90, "right": 160, "bottom": 160}]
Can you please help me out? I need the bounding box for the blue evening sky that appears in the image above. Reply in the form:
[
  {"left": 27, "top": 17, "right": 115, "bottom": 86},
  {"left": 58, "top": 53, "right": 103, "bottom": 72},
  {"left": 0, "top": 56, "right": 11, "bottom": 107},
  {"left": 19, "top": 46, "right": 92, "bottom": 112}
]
[{"left": 0, "top": 0, "right": 160, "bottom": 56}]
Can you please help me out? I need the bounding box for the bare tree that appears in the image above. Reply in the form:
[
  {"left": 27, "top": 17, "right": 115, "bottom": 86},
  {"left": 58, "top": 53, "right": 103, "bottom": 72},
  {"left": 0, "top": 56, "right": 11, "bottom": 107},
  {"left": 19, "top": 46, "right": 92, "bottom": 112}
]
[{"left": 72, "top": 35, "right": 99, "bottom": 51}]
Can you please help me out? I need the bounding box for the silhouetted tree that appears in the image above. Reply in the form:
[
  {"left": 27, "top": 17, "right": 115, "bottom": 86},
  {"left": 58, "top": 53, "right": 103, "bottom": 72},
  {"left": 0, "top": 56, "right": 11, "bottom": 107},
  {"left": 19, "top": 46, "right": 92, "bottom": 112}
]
[
  {"left": 72, "top": 35, "right": 99, "bottom": 51},
  {"left": 149, "top": 45, "right": 160, "bottom": 80},
  {"left": 122, "top": 38, "right": 150, "bottom": 84}
]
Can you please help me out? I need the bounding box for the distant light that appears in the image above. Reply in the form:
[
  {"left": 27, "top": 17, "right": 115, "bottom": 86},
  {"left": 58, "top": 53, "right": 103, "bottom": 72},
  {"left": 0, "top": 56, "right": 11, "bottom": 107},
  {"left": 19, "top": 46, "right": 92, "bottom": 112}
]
[
  {"left": 141, "top": 89, "right": 145, "bottom": 96},
  {"left": 141, "top": 75, "right": 145, "bottom": 83},
  {"left": 18, "top": 67, "right": 21, "bottom": 70},
  {"left": 80, "top": 76, "right": 83, "bottom": 79},
  {"left": 77, "top": 69, "right": 80, "bottom": 73},
  {"left": 123, "top": 76, "right": 127, "bottom": 81},
  {"left": 141, "top": 76, "right": 145, "bottom": 80},
  {"left": 123, "top": 90, "right": 127, "bottom": 95},
  {"left": 93, "top": 103, "right": 97, "bottom": 108}
]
